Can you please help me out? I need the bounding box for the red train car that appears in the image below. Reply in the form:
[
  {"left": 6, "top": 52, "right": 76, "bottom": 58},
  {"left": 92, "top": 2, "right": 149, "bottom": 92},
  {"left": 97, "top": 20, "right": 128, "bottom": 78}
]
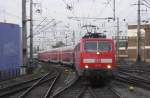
[
  {"left": 38, "top": 46, "right": 74, "bottom": 66},
  {"left": 38, "top": 33, "right": 115, "bottom": 78}
]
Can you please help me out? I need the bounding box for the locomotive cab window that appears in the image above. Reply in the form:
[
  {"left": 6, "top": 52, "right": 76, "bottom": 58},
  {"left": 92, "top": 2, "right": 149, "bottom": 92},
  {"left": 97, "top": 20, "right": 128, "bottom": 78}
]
[
  {"left": 98, "top": 42, "right": 112, "bottom": 51},
  {"left": 84, "top": 41, "right": 112, "bottom": 52},
  {"left": 84, "top": 41, "right": 97, "bottom": 52}
]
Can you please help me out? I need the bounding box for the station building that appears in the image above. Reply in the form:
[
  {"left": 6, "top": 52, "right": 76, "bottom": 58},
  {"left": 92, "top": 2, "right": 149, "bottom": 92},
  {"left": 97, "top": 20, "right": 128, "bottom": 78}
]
[{"left": 118, "top": 24, "right": 150, "bottom": 62}]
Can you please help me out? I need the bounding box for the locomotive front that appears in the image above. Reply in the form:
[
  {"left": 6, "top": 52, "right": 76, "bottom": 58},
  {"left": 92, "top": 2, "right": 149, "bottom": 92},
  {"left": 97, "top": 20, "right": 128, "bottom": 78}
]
[
  {"left": 74, "top": 33, "right": 115, "bottom": 79},
  {"left": 81, "top": 38, "right": 115, "bottom": 77}
]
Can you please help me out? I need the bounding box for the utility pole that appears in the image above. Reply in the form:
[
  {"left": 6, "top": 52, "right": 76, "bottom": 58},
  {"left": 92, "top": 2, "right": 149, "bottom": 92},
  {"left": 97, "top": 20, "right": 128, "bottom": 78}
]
[
  {"left": 116, "top": 17, "right": 120, "bottom": 62},
  {"left": 30, "top": 0, "right": 33, "bottom": 64},
  {"left": 136, "top": 0, "right": 141, "bottom": 62},
  {"left": 72, "top": 30, "right": 75, "bottom": 45},
  {"left": 65, "top": 34, "right": 68, "bottom": 46},
  {"left": 113, "top": 0, "right": 116, "bottom": 20},
  {"left": 22, "top": 0, "right": 27, "bottom": 74}
]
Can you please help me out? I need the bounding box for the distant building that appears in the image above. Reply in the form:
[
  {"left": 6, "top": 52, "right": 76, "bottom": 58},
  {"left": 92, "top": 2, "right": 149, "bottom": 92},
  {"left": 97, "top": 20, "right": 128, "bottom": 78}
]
[{"left": 119, "top": 24, "right": 150, "bottom": 62}]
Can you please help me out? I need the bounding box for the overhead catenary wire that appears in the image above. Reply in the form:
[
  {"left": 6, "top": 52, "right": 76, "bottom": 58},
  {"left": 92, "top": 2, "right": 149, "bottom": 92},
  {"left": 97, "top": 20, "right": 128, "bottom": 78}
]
[
  {"left": 37, "top": 1, "right": 147, "bottom": 40},
  {"left": 143, "top": 3, "right": 150, "bottom": 8},
  {"left": 33, "top": 17, "right": 47, "bottom": 31},
  {"left": 143, "top": 0, "right": 150, "bottom": 6},
  {"left": 33, "top": 20, "right": 62, "bottom": 37},
  {"left": 33, "top": 19, "right": 55, "bottom": 34},
  {"left": 33, "top": 18, "right": 52, "bottom": 32},
  {"left": 26, "top": 19, "right": 56, "bottom": 39},
  {"left": 142, "top": 0, "right": 150, "bottom": 8}
]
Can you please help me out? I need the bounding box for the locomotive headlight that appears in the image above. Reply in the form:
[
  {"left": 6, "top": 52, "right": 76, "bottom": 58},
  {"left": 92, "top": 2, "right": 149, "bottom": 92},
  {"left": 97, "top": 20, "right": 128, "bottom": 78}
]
[
  {"left": 96, "top": 52, "right": 100, "bottom": 55},
  {"left": 85, "top": 65, "right": 89, "bottom": 69},
  {"left": 83, "top": 59, "right": 95, "bottom": 63},
  {"left": 107, "top": 65, "right": 112, "bottom": 69}
]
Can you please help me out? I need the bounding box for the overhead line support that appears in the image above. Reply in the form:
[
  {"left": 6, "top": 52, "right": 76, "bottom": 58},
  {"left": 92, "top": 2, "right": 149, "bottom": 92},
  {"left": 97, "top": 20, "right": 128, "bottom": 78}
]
[
  {"left": 30, "top": 0, "right": 33, "bottom": 64},
  {"left": 22, "top": 0, "right": 28, "bottom": 74},
  {"left": 136, "top": 0, "right": 142, "bottom": 62}
]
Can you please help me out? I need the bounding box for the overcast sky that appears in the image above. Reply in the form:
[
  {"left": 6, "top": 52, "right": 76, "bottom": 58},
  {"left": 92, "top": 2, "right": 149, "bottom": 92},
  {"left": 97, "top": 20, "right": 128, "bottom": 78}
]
[
  {"left": 0, "top": 0, "right": 21, "bottom": 24},
  {"left": 0, "top": 0, "right": 150, "bottom": 38},
  {"left": 0, "top": 0, "right": 149, "bottom": 25}
]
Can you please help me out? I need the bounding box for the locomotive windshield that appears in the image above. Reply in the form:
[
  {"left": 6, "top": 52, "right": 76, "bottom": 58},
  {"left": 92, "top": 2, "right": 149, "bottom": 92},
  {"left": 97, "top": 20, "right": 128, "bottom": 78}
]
[{"left": 84, "top": 41, "right": 112, "bottom": 52}]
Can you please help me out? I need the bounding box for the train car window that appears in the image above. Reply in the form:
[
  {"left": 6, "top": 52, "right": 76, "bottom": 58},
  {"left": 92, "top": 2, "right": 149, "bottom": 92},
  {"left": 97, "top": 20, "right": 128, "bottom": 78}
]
[
  {"left": 84, "top": 41, "right": 97, "bottom": 52},
  {"left": 98, "top": 42, "right": 112, "bottom": 51}
]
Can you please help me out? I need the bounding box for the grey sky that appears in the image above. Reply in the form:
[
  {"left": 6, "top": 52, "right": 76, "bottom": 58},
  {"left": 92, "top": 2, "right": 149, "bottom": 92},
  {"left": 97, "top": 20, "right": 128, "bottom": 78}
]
[
  {"left": 0, "top": 0, "right": 149, "bottom": 25},
  {"left": 0, "top": 0, "right": 21, "bottom": 24}
]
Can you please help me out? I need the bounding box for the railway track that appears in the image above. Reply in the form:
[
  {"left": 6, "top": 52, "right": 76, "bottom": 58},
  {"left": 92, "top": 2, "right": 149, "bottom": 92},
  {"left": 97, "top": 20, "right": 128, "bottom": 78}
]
[
  {"left": 115, "top": 70, "right": 150, "bottom": 90},
  {"left": 117, "top": 66, "right": 150, "bottom": 74},
  {"left": 50, "top": 75, "right": 79, "bottom": 98},
  {"left": 76, "top": 86, "right": 123, "bottom": 98},
  {"left": 53, "top": 84, "right": 123, "bottom": 98},
  {"left": 109, "top": 85, "right": 123, "bottom": 98},
  {"left": 0, "top": 73, "right": 46, "bottom": 97},
  {"left": 3, "top": 62, "right": 78, "bottom": 98},
  {"left": 18, "top": 69, "right": 60, "bottom": 98},
  {"left": 75, "top": 86, "right": 100, "bottom": 98},
  {"left": 0, "top": 61, "right": 60, "bottom": 98},
  {"left": 50, "top": 77, "right": 123, "bottom": 98},
  {"left": 1, "top": 61, "right": 124, "bottom": 98}
]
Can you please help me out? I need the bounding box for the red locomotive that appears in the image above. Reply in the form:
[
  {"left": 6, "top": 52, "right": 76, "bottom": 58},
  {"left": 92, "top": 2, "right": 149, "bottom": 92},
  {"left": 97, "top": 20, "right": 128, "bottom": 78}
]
[{"left": 38, "top": 33, "right": 115, "bottom": 79}]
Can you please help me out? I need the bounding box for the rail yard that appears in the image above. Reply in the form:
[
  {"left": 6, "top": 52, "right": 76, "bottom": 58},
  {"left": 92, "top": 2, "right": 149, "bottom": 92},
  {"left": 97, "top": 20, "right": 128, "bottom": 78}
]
[
  {"left": 1, "top": 0, "right": 150, "bottom": 98},
  {"left": 0, "top": 61, "right": 150, "bottom": 98}
]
